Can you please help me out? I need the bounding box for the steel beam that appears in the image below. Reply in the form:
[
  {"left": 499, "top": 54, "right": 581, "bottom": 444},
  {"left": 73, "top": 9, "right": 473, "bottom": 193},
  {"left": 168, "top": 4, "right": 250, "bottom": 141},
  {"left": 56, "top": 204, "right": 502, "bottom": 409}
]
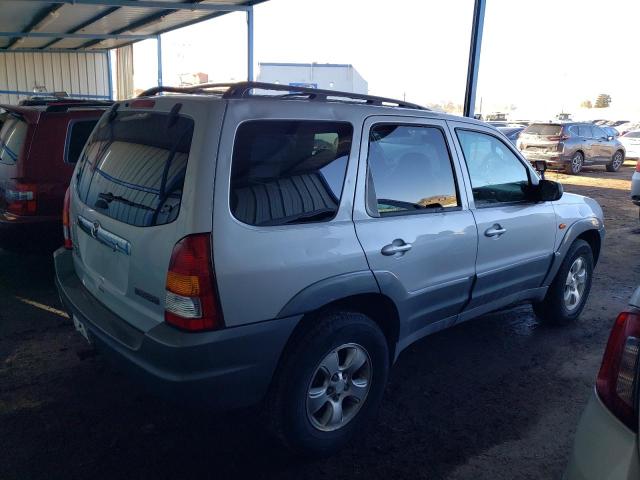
[
  {"left": 156, "top": 35, "right": 163, "bottom": 87},
  {"left": 247, "top": 6, "right": 254, "bottom": 81},
  {"left": 0, "top": 31, "right": 155, "bottom": 40},
  {"left": 20, "top": 0, "right": 251, "bottom": 12},
  {"left": 463, "top": 0, "right": 486, "bottom": 118}
]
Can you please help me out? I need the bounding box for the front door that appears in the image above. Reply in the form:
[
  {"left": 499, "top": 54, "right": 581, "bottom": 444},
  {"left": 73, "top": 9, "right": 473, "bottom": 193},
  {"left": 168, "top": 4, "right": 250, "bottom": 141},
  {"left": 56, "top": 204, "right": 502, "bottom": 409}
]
[
  {"left": 353, "top": 116, "right": 478, "bottom": 340},
  {"left": 450, "top": 124, "right": 558, "bottom": 311}
]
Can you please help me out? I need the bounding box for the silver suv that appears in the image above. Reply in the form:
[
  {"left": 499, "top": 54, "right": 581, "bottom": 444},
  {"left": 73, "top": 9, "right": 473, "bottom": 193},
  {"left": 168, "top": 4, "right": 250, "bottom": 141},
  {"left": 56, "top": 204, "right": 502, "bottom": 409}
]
[{"left": 54, "top": 82, "right": 605, "bottom": 456}]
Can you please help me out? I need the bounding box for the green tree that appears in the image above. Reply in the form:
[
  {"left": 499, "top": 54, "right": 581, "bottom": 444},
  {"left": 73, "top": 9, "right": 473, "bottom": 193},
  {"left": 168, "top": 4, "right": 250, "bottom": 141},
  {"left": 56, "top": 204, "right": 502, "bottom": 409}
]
[
  {"left": 580, "top": 100, "right": 592, "bottom": 109},
  {"left": 594, "top": 94, "right": 611, "bottom": 108}
]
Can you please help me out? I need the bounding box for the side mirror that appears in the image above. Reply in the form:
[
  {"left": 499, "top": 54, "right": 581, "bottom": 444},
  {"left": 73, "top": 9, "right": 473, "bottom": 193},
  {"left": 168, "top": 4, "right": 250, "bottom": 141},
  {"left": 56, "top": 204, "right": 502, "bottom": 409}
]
[
  {"left": 532, "top": 160, "right": 547, "bottom": 179},
  {"left": 536, "top": 179, "right": 563, "bottom": 202},
  {"left": 607, "top": 136, "right": 614, "bottom": 141}
]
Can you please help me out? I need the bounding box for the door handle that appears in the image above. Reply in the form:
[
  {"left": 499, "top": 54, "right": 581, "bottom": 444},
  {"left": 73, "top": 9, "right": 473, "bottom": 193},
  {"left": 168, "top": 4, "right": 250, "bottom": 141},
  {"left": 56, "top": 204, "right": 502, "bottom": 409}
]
[
  {"left": 485, "top": 224, "right": 506, "bottom": 237},
  {"left": 381, "top": 240, "right": 412, "bottom": 256}
]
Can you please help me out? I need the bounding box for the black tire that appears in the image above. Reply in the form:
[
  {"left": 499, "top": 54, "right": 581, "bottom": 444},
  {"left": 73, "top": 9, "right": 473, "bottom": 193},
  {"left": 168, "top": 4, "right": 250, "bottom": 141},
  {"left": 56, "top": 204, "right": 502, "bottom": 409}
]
[
  {"left": 533, "top": 239, "right": 593, "bottom": 325},
  {"left": 265, "top": 311, "right": 389, "bottom": 456},
  {"left": 564, "top": 151, "right": 583, "bottom": 174},
  {"left": 606, "top": 150, "right": 624, "bottom": 172}
]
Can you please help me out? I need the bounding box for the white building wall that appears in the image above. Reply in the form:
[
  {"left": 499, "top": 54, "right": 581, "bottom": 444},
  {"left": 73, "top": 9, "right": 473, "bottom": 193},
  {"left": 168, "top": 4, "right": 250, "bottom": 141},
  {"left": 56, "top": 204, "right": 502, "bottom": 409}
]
[
  {"left": 258, "top": 63, "right": 368, "bottom": 94},
  {"left": 0, "top": 50, "right": 111, "bottom": 105}
]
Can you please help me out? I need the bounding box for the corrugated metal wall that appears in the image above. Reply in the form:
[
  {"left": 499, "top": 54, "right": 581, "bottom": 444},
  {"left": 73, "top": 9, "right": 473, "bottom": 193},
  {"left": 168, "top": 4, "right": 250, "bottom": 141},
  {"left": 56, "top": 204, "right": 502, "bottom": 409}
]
[{"left": 0, "top": 50, "right": 111, "bottom": 105}]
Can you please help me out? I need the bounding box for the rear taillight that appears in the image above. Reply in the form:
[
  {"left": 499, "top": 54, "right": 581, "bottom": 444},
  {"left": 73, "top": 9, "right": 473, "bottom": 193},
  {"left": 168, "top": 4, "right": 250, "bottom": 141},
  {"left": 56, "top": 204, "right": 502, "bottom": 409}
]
[
  {"left": 596, "top": 311, "right": 640, "bottom": 432},
  {"left": 5, "top": 181, "right": 37, "bottom": 215},
  {"left": 62, "top": 186, "right": 72, "bottom": 249},
  {"left": 164, "top": 233, "right": 223, "bottom": 332},
  {"left": 635, "top": 160, "right": 640, "bottom": 173},
  {"left": 548, "top": 135, "right": 570, "bottom": 142}
]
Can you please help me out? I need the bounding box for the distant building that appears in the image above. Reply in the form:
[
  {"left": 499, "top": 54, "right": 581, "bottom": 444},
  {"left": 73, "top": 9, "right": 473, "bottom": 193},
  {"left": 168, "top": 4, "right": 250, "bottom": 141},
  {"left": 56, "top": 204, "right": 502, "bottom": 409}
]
[
  {"left": 257, "top": 62, "right": 368, "bottom": 94},
  {"left": 179, "top": 72, "right": 209, "bottom": 86}
]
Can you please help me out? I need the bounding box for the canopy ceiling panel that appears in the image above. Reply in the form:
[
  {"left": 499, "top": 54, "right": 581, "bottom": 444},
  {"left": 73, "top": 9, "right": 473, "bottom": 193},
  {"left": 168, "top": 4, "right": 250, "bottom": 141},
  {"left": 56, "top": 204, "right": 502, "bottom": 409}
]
[{"left": 0, "top": 0, "right": 267, "bottom": 51}]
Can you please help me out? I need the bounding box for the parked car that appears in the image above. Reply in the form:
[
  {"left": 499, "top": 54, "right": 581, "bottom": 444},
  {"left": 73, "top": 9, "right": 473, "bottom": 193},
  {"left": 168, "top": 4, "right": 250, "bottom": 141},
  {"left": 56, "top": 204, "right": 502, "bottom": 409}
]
[
  {"left": 565, "top": 287, "right": 640, "bottom": 480},
  {"left": 619, "top": 131, "right": 640, "bottom": 159},
  {"left": 631, "top": 156, "right": 640, "bottom": 214},
  {"left": 517, "top": 122, "right": 626, "bottom": 174},
  {"left": 54, "top": 82, "right": 604, "bottom": 456},
  {"left": 0, "top": 98, "right": 111, "bottom": 249},
  {"left": 498, "top": 126, "right": 525, "bottom": 145},
  {"left": 617, "top": 122, "right": 640, "bottom": 137}
]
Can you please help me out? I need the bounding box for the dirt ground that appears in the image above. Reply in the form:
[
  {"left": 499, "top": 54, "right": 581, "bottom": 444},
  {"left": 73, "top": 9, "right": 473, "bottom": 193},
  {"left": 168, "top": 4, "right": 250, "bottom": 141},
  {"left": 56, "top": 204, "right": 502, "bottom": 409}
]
[{"left": 1, "top": 161, "right": 639, "bottom": 480}]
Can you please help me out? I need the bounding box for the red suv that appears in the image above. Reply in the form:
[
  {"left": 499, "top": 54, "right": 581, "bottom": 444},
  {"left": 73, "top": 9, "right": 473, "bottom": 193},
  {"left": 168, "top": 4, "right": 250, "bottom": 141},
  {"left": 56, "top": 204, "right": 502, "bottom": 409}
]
[{"left": 0, "top": 98, "right": 111, "bottom": 249}]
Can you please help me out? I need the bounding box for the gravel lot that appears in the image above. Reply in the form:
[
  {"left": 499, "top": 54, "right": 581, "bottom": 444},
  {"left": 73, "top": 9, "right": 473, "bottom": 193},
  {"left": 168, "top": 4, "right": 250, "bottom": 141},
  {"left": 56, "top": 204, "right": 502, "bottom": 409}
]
[{"left": 1, "top": 161, "right": 639, "bottom": 480}]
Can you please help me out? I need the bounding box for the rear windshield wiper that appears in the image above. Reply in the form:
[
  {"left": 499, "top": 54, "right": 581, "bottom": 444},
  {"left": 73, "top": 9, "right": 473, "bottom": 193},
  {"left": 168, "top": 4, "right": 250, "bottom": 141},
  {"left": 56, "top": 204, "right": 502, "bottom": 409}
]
[
  {"left": 259, "top": 208, "right": 336, "bottom": 226},
  {"left": 96, "top": 192, "right": 154, "bottom": 211}
]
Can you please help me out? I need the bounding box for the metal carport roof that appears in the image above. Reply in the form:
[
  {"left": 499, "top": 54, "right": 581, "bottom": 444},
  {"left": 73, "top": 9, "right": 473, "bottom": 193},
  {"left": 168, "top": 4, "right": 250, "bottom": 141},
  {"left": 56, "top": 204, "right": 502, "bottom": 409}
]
[{"left": 0, "top": 0, "right": 266, "bottom": 51}]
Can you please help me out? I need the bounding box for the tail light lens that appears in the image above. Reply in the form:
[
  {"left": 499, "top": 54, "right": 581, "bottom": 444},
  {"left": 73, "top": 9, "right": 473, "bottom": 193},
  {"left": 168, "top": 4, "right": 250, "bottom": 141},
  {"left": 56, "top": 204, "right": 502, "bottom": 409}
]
[
  {"left": 596, "top": 311, "right": 640, "bottom": 432},
  {"left": 62, "top": 186, "right": 72, "bottom": 249},
  {"left": 635, "top": 160, "right": 640, "bottom": 172},
  {"left": 548, "top": 135, "right": 570, "bottom": 142},
  {"left": 5, "top": 181, "right": 37, "bottom": 215},
  {"left": 164, "top": 233, "right": 223, "bottom": 332}
]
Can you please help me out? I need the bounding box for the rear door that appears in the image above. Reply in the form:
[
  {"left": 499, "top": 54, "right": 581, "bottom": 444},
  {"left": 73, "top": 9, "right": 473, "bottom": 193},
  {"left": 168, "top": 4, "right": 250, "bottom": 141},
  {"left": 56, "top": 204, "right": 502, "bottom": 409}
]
[
  {"left": 578, "top": 124, "right": 596, "bottom": 161},
  {"left": 70, "top": 100, "right": 220, "bottom": 332},
  {"left": 353, "top": 116, "right": 477, "bottom": 340},
  {"left": 449, "top": 122, "right": 557, "bottom": 312}
]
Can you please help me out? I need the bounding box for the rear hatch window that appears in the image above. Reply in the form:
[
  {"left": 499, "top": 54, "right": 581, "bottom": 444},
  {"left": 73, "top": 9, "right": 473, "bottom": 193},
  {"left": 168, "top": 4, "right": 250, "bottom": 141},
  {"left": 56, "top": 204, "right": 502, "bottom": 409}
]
[
  {"left": 0, "top": 112, "right": 28, "bottom": 165},
  {"left": 75, "top": 110, "right": 194, "bottom": 227},
  {"left": 522, "top": 124, "right": 563, "bottom": 136}
]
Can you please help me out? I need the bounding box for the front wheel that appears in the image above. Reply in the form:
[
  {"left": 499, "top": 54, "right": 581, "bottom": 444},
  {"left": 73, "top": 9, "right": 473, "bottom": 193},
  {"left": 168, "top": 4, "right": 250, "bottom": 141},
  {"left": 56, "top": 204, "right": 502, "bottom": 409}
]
[
  {"left": 606, "top": 150, "right": 624, "bottom": 172},
  {"left": 265, "top": 311, "right": 389, "bottom": 456},
  {"left": 533, "top": 239, "right": 593, "bottom": 325},
  {"left": 565, "top": 151, "right": 584, "bottom": 174}
]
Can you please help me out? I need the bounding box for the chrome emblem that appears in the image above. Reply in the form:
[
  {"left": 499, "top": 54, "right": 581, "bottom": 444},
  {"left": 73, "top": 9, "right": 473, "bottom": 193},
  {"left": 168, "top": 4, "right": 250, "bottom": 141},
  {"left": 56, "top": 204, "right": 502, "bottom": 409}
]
[{"left": 91, "top": 221, "right": 100, "bottom": 238}]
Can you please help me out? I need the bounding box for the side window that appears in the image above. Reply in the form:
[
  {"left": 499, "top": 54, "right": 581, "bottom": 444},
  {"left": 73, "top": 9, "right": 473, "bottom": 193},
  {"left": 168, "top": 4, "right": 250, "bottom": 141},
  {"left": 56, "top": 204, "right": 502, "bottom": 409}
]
[
  {"left": 366, "top": 124, "right": 459, "bottom": 217},
  {"left": 568, "top": 125, "right": 579, "bottom": 137},
  {"left": 456, "top": 129, "right": 530, "bottom": 206},
  {"left": 591, "top": 126, "right": 605, "bottom": 139},
  {"left": 230, "top": 120, "right": 352, "bottom": 226},
  {"left": 65, "top": 119, "right": 99, "bottom": 164},
  {"left": 578, "top": 125, "right": 592, "bottom": 138}
]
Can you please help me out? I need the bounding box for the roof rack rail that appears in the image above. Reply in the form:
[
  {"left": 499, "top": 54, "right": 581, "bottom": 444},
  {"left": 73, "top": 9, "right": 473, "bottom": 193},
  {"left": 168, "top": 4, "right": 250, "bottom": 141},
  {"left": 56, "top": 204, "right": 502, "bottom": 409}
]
[
  {"left": 45, "top": 101, "right": 114, "bottom": 112},
  {"left": 138, "top": 81, "right": 427, "bottom": 111}
]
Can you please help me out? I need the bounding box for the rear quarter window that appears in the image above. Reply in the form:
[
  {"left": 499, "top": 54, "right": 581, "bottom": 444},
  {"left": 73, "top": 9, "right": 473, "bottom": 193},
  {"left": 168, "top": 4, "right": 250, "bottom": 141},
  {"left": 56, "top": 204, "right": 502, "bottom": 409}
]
[
  {"left": 75, "top": 110, "right": 194, "bottom": 227},
  {"left": 64, "top": 118, "right": 100, "bottom": 164},
  {"left": 230, "top": 120, "right": 353, "bottom": 226}
]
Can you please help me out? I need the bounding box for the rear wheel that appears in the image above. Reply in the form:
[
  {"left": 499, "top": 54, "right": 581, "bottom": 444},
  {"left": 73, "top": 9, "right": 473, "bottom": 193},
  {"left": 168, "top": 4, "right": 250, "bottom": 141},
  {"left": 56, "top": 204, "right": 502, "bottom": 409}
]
[
  {"left": 265, "top": 311, "right": 389, "bottom": 456},
  {"left": 533, "top": 239, "right": 593, "bottom": 325},
  {"left": 606, "top": 150, "right": 624, "bottom": 172},
  {"left": 565, "top": 151, "right": 583, "bottom": 174}
]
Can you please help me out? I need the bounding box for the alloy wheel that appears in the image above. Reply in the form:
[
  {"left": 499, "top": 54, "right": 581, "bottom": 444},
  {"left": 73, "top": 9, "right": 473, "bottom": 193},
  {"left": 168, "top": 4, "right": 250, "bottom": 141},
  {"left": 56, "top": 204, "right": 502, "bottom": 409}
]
[
  {"left": 564, "top": 256, "right": 588, "bottom": 311},
  {"left": 306, "top": 343, "right": 372, "bottom": 432}
]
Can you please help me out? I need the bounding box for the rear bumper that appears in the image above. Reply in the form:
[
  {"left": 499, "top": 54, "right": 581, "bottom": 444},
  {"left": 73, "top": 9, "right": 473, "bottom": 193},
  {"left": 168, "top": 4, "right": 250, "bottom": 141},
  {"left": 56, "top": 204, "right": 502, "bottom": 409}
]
[
  {"left": 0, "top": 211, "right": 60, "bottom": 246},
  {"left": 521, "top": 151, "right": 569, "bottom": 165},
  {"left": 54, "top": 247, "right": 300, "bottom": 410},
  {"left": 564, "top": 391, "right": 639, "bottom": 480}
]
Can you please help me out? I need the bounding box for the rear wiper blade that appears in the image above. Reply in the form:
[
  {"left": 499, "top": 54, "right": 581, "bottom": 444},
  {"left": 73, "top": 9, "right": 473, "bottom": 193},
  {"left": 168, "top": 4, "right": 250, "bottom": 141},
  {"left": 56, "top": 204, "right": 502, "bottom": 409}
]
[
  {"left": 97, "top": 192, "right": 154, "bottom": 211},
  {"left": 259, "top": 208, "right": 335, "bottom": 226}
]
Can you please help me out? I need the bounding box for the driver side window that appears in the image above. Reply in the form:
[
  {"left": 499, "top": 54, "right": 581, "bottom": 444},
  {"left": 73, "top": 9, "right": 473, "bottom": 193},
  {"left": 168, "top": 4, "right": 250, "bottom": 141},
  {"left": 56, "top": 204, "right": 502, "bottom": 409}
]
[{"left": 456, "top": 129, "right": 530, "bottom": 206}]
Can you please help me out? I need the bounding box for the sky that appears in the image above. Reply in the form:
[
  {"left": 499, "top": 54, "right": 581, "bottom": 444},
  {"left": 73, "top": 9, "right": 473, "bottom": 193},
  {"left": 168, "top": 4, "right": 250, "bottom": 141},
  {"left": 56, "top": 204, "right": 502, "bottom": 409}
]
[{"left": 131, "top": 0, "right": 640, "bottom": 119}]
